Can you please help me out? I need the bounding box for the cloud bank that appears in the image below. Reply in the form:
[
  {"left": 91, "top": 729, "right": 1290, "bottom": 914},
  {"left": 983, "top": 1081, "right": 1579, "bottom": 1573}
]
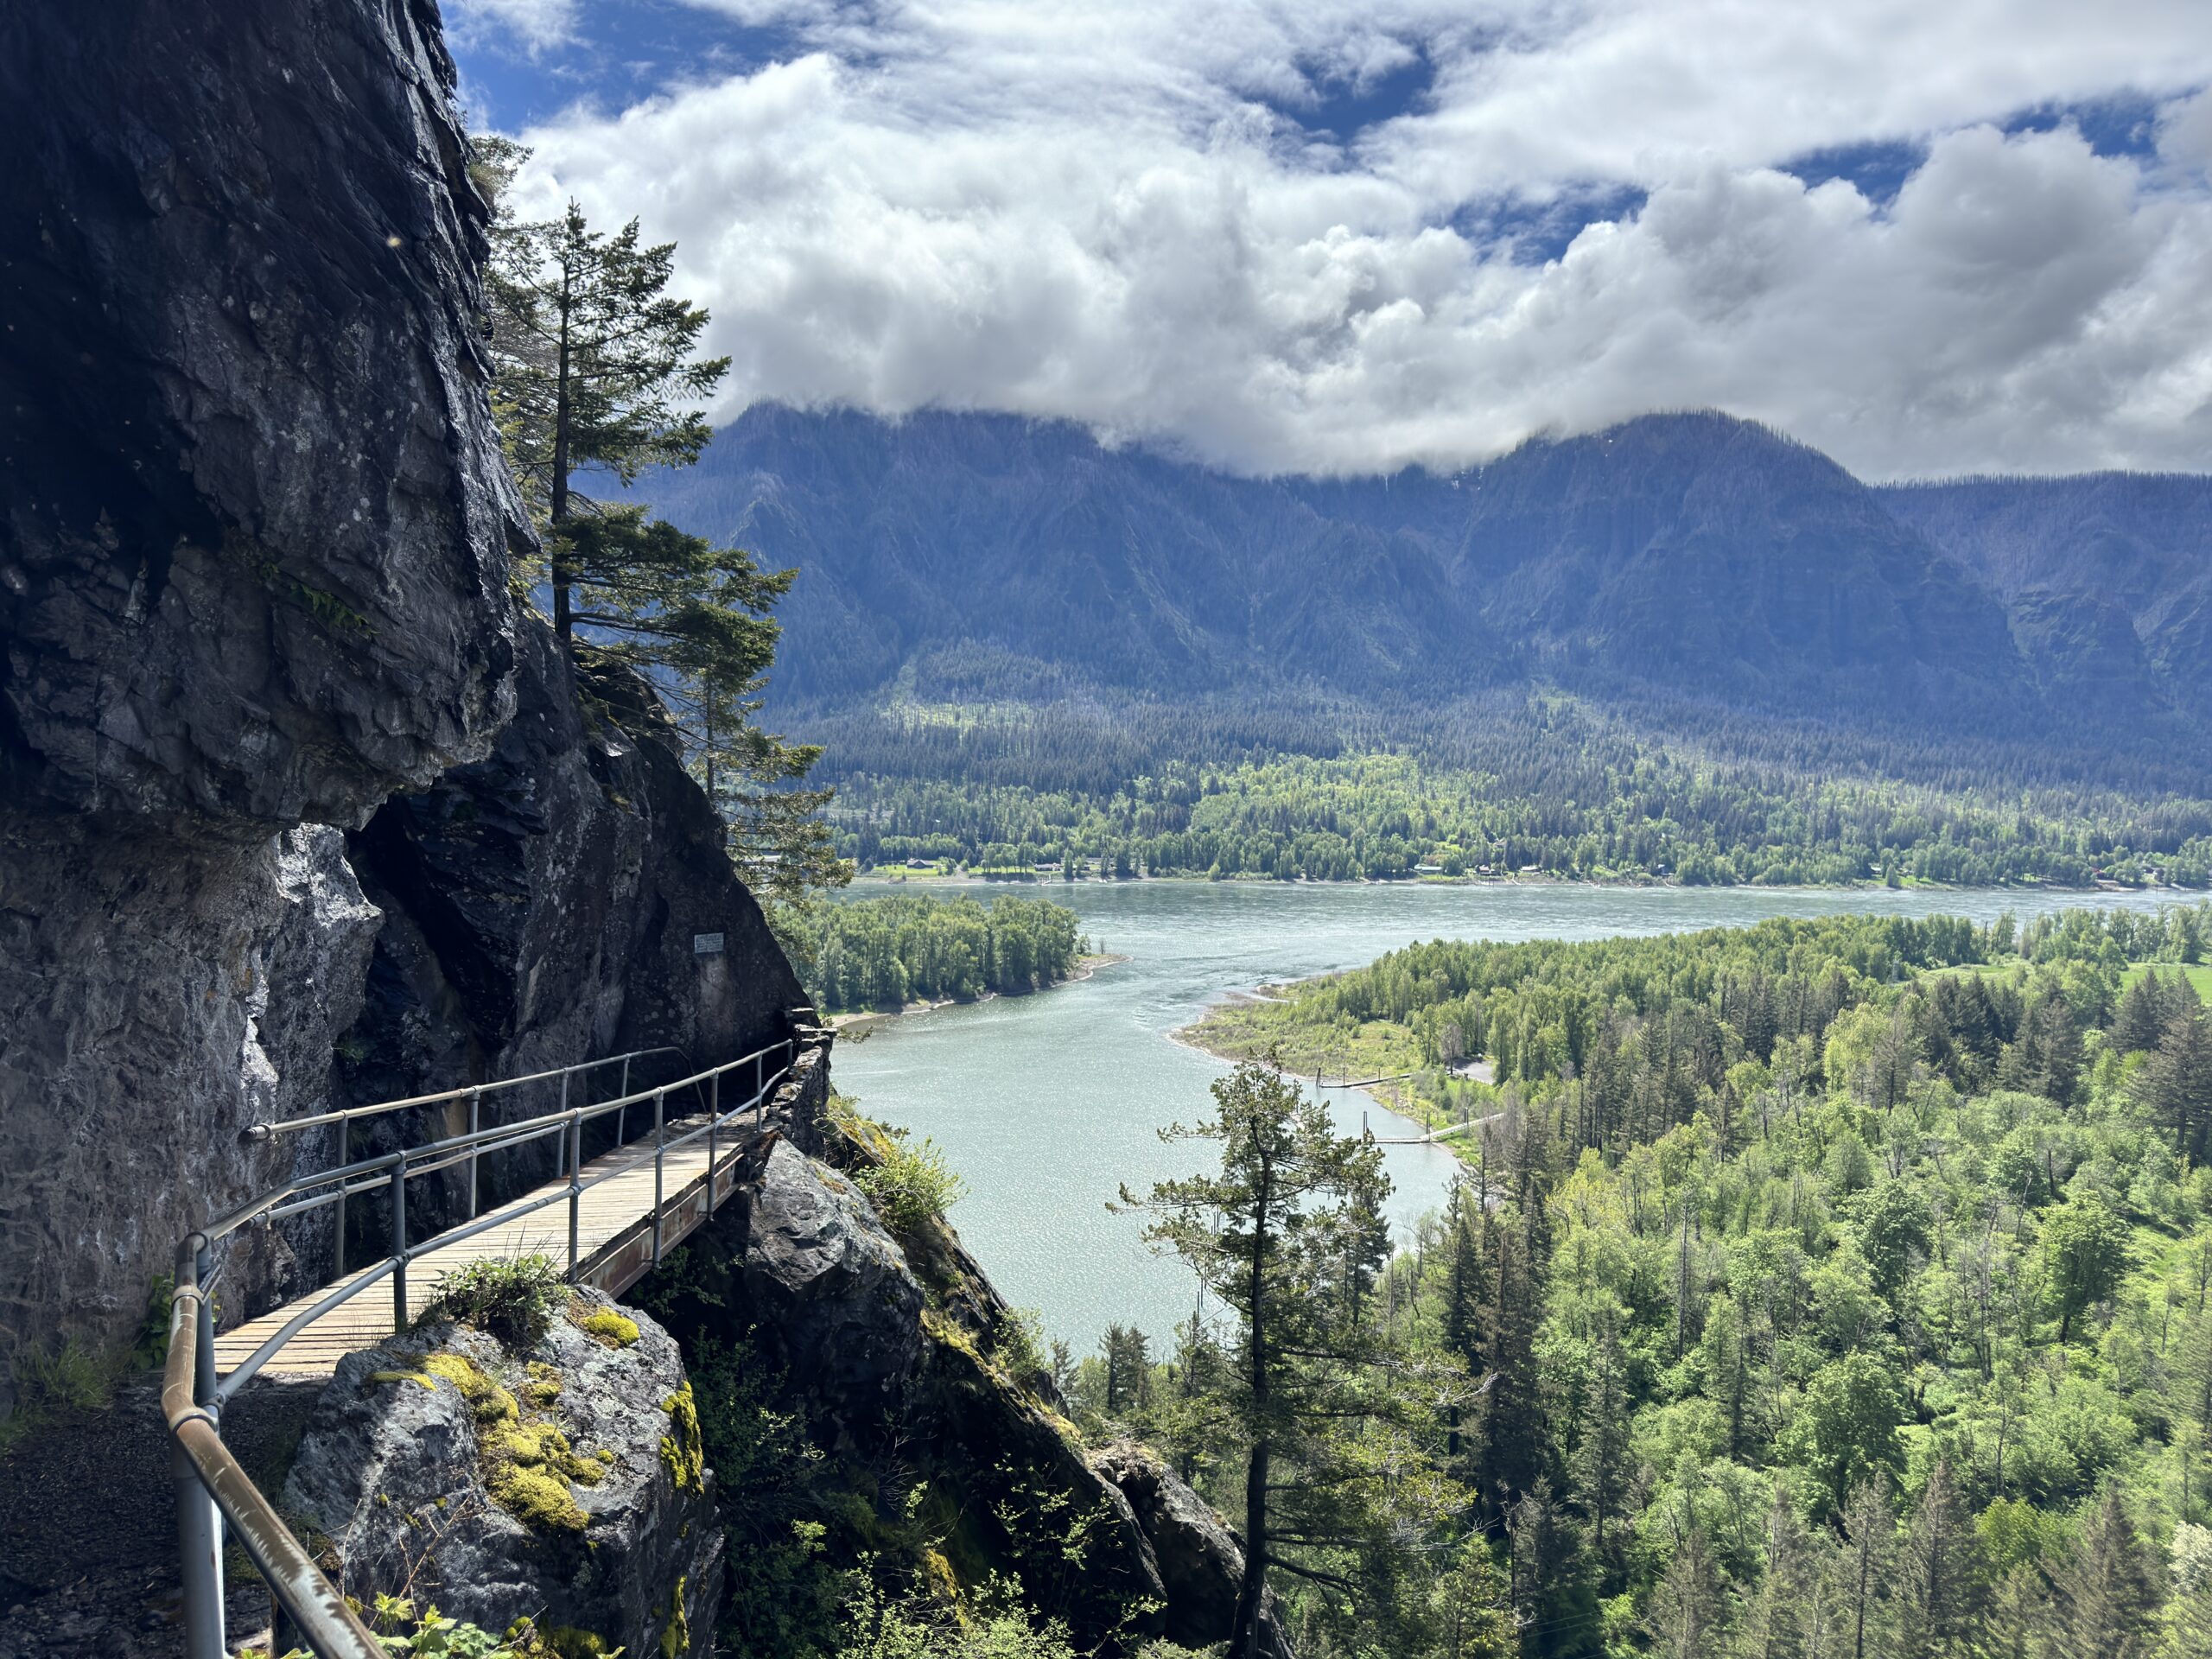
[{"left": 480, "top": 0, "right": 2212, "bottom": 479}]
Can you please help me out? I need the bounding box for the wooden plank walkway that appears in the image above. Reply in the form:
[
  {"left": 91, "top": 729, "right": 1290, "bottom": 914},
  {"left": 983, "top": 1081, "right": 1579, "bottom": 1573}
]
[{"left": 213, "top": 1112, "right": 757, "bottom": 1380}]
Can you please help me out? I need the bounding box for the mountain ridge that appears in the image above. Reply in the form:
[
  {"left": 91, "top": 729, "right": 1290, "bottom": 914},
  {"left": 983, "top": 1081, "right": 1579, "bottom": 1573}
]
[{"left": 623, "top": 404, "right": 2211, "bottom": 760}]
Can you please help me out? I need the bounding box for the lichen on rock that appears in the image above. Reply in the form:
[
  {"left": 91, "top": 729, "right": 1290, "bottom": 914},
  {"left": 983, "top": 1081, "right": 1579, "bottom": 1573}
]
[
  {"left": 286, "top": 1288, "right": 718, "bottom": 1655},
  {"left": 658, "top": 1382, "right": 705, "bottom": 1497}
]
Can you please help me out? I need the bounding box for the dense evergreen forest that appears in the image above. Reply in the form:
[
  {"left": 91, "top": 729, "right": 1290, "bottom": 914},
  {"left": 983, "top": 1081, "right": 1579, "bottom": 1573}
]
[
  {"left": 816, "top": 694, "right": 2212, "bottom": 888},
  {"left": 780, "top": 891, "right": 1088, "bottom": 1013},
  {"left": 1096, "top": 903, "right": 2212, "bottom": 1656}
]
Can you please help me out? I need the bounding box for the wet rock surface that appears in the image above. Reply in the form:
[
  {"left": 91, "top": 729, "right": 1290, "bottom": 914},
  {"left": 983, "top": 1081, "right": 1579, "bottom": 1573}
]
[{"left": 286, "top": 1287, "right": 720, "bottom": 1656}]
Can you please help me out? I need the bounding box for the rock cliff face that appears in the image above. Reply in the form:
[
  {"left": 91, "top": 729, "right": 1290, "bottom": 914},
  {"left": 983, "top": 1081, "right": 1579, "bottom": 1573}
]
[
  {"left": 0, "top": 0, "right": 805, "bottom": 1400},
  {"left": 0, "top": 0, "right": 523, "bottom": 1389},
  {"left": 328, "top": 628, "right": 810, "bottom": 1251}
]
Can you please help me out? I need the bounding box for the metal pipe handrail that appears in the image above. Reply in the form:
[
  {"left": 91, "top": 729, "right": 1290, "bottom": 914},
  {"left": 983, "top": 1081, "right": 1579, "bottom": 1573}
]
[
  {"left": 166, "top": 1236, "right": 385, "bottom": 1658},
  {"left": 162, "top": 1033, "right": 811, "bottom": 1659},
  {"left": 243, "top": 1044, "right": 691, "bottom": 1140},
  {"left": 208, "top": 1038, "right": 792, "bottom": 1243}
]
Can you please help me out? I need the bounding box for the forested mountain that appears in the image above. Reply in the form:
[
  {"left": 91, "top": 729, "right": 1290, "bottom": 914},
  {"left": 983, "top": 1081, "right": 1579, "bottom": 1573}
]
[
  {"left": 1880, "top": 474, "right": 2212, "bottom": 721},
  {"left": 628, "top": 406, "right": 2209, "bottom": 743},
  {"left": 620, "top": 407, "right": 2212, "bottom": 885}
]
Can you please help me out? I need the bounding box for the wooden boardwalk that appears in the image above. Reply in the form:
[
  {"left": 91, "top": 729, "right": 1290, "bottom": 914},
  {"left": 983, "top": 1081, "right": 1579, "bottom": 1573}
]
[{"left": 213, "top": 1111, "right": 754, "bottom": 1381}]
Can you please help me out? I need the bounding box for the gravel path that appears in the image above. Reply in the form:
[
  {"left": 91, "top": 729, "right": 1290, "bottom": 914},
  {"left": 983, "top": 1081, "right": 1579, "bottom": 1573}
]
[{"left": 0, "top": 1373, "right": 325, "bottom": 1658}]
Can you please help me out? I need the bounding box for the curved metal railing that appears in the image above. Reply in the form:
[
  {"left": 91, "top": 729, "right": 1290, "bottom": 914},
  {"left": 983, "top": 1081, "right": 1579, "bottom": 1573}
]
[{"left": 162, "top": 1032, "right": 817, "bottom": 1658}]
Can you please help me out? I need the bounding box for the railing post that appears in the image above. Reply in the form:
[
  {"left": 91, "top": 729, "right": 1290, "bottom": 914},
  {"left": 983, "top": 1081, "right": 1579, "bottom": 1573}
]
[
  {"left": 754, "top": 1051, "right": 764, "bottom": 1118},
  {"left": 174, "top": 1440, "right": 225, "bottom": 1659},
  {"left": 467, "top": 1087, "right": 482, "bottom": 1219},
  {"left": 332, "top": 1113, "right": 348, "bottom": 1280},
  {"left": 617, "top": 1055, "right": 632, "bottom": 1147},
  {"left": 390, "top": 1156, "right": 409, "bottom": 1332},
  {"left": 178, "top": 1239, "right": 225, "bottom": 1659},
  {"left": 568, "top": 1111, "right": 583, "bottom": 1281},
  {"left": 556, "top": 1071, "right": 570, "bottom": 1177},
  {"left": 652, "top": 1089, "right": 667, "bottom": 1265},
  {"left": 706, "top": 1071, "right": 720, "bottom": 1217}
]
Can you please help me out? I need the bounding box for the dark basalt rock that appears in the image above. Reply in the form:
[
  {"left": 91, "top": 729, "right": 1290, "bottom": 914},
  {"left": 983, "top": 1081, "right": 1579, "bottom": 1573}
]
[
  {"left": 1092, "top": 1438, "right": 1296, "bottom": 1659},
  {"left": 637, "top": 1111, "right": 1193, "bottom": 1656},
  {"left": 0, "top": 0, "right": 524, "bottom": 827},
  {"left": 0, "top": 0, "right": 524, "bottom": 1390},
  {"left": 734, "top": 1135, "right": 925, "bottom": 1408},
  {"left": 286, "top": 1288, "right": 721, "bottom": 1656},
  {"left": 327, "top": 623, "right": 813, "bottom": 1246}
]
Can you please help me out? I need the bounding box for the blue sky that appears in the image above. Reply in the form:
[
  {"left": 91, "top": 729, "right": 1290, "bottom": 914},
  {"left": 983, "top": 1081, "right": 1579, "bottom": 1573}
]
[{"left": 448, "top": 1, "right": 2212, "bottom": 480}]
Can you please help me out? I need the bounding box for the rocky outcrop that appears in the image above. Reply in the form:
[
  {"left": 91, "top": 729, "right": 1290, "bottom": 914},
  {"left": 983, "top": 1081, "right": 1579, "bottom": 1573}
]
[
  {"left": 726, "top": 1135, "right": 924, "bottom": 1408},
  {"left": 0, "top": 0, "right": 523, "bottom": 827},
  {"left": 330, "top": 626, "right": 810, "bottom": 1243},
  {"left": 633, "top": 1107, "right": 1288, "bottom": 1656},
  {"left": 0, "top": 0, "right": 524, "bottom": 1393},
  {"left": 0, "top": 0, "right": 811, "bottom": 1389},
  {"left": 1092, "top": 1440, "right": 1296, "bottom": 1659},
  {"left": 286, "top": 1287, "right": 720, "bottom": 1656}
]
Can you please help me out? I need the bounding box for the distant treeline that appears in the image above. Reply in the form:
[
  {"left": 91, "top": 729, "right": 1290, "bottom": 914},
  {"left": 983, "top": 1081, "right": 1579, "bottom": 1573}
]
[
  {"left": 788, "top": 891, "right": 1087, "bottom": 1013},
  {"left": 818, "top": 736, "right": 2212, "bottom": 889}
]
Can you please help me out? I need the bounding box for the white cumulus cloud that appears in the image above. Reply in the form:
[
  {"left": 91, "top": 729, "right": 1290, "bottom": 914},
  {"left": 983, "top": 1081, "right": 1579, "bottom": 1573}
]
[{"left": 493, "top": 0, "right": 2212, "bottom": 478}]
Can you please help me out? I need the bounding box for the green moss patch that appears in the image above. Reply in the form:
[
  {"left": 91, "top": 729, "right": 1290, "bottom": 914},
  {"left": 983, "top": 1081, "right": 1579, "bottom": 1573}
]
[
  {"left": 416, "top": 1349, "right": 605, "bottom": 1534},
  {"left": 658, "top": 1573, "right": 690, "bottom": 1656},
  {"left": 574, "top": 1306, "right": 641, "bottom": 1349},
  {"left": 659, "top": 1382, "right": 705, "bottom": 1495},
  {"left": 364, "top": 1369, "right": 435, "bottom": 1391},
  {"left": 423, "top": 1353, "right": 518, "bottom": 1425}
]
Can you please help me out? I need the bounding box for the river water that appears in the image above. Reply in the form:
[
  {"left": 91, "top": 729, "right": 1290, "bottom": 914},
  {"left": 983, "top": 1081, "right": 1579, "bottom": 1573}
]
[{"left": 831, "top": 879, "right": 2176, "bottom": 1353}]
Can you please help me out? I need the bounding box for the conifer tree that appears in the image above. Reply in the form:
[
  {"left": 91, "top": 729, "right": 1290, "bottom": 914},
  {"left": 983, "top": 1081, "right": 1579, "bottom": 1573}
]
[
  {"left": 472, "top": 138, "right": 842, "bottom": 897},
  {"left": 1891, "top": 1459, "right": 1987, "bottom": 1659},
  {"left": 1730, "top": 1494, "right": 1816, "bottom": 1659},
  {"left": 1645, "top": 1522, "right": 1727, "bottom": 1659},
  {"left": 1838, "top": 1480, "right": 1894, "bottom": 1659},
  {"left": 1423, "top": 1537, "right": 1516, "bottom": 1659},
  {"left": 2113, "top": 969, "right": 2177, "bottom": 1055},
  {"left": 2046, "top": 1487, "right": 2157, "bottom": 1659},
  {"left": 1568, "top": 1301, "right": 1632, "bottom": 1562},
  {"left": 2139, "top": 995, "right": 2211, "bottom": 1163},
  {"left": 1116, "top": 1055, "right": 1399, "bottom": 1657}
]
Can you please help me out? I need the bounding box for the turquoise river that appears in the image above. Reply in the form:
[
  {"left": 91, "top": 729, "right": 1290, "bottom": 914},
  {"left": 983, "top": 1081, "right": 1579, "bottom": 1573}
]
[{"left": 830, "top": 880, "right": 2177, "bottom": 1353}]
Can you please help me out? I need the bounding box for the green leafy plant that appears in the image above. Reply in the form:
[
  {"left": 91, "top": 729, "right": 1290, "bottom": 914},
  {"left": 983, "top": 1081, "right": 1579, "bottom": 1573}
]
[
  {"left": 133, "top": 1271, "right": 175, "bottom": 1370},
  {"left": 851, "top": 1132, "right": 967, "bottom": 1236},
  {"left": 417, "top": 1255, "right": 566, "bottom": 1348},
  {"left": 249, "top": 1599, "right": 622, "bottom": 1659}
]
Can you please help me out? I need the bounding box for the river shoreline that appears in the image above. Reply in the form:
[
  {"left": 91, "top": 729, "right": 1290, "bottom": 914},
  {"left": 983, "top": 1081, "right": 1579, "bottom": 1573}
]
[
  {"left": 1167, "top": 1005, "right": 1448, "bottom": 1130},
  {"left": 830, "top": 952, "right": 1129, "bottom": 1039},
  {"left": 852, "top": 868, "right": 2173, "bottom": 896}
]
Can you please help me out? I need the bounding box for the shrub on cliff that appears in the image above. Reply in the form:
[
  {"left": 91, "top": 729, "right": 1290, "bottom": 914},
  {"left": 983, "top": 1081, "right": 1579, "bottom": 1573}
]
[
  {"left": 418, "top": 1255, "right": 565, "bottom": 1348},
  {"left": 852, "top": 1130, "right": 967, "bottom": 1236}
]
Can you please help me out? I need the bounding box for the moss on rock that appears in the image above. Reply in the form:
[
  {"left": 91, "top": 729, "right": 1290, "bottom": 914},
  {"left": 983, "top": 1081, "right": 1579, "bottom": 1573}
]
[
  {"left": 574, "top": 1306, "right": 640, "bottom": 1349},
  {"left": 658, "top": 1573, "right": 690, "bottom": 1656},
  {"left": 658, "top": 1382, "right": 704, "bottom": 1496},
  {"left": 423, "top": 1352, "right": 518, "bottom": 1425}
]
